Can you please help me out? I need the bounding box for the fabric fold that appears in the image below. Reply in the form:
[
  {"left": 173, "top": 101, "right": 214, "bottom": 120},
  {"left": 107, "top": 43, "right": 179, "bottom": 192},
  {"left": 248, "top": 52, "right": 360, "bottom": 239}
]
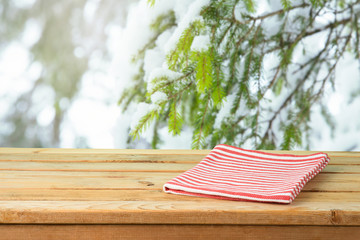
[{"left": 163, "top": 144, "right": 330, "bottom": 204}]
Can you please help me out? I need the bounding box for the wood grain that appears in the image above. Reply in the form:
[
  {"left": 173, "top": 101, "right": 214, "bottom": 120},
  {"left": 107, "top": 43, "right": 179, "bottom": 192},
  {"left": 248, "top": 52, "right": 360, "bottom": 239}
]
[
  {"left": 0, "top": 161, "right": 359, "bottom": 172},
  {"left": 0, "top": 172, "right": 359, "bottom": 192},
  {"left": 0, "top": 189, "right": 360, "bottom": 201},
  {"left": 1, "top": 148, "right": 359, "bottom": 164},
  {"left": 0, "top": 199, "right": 360, "bottom": 225},
  {"left": 0, "top": 147, "right": 359, "bottom": 232},
  {"left": 0, "top": 225, "right": 359, "bottom": 240}
]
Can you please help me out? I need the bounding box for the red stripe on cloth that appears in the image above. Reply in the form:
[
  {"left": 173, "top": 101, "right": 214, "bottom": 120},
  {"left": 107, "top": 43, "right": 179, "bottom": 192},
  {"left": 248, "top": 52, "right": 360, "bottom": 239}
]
[{"left": 163, "top": 145, "right": 330, "bottom": 204}]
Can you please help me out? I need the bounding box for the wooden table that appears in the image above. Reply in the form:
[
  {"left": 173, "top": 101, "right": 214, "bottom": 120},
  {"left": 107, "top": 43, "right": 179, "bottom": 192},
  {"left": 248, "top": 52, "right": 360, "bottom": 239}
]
[{"left": 0, "top": 148, "right": 359, "bottom": 239}]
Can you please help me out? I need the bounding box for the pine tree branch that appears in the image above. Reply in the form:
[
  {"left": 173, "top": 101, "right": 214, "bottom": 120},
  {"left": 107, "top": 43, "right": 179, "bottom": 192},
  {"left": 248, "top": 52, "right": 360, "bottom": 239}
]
[
  {"left": 302, "top": 17, "right": 352, "bottom": 39},
  {"left": 232, "top": 23, "right": 261, "bottom": 111},
  {"left": 311, "top": 32, "right": 353, "bottom": 103},
  {"left": 235, "top": 21, "right": 256, "bottom": 48},
  {"left": 126, "top": 0, "right": 360, "bottom": 150},
  {"left": 193, "top": 94, "right": 211, "bottom": 149},
  {"left": 217, "top": 22, "right": 234, "bottom": 47},
  {"left": 149, "top": 70, "right": 194, "bottom": 95},
  {"left": 167, "top": 81, "right": 194, "bottom": 101},
  {"left": 260, "top": 47, "right": 328, "bottom": 145},
  {"left": 225, "top": 3, "right": 310, "bottom": 25},
  {"left": 259, "top": 19, "right": 351, "bottom": 147},
  {"left": 264, "top": 64, "right": 281, "bottom": 98}
]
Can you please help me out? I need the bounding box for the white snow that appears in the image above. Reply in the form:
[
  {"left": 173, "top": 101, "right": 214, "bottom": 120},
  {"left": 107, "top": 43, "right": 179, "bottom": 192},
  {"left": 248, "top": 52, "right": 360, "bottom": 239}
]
[
  {"left": 144, "top": 48, "right": 166, "bottom": 81},
  {"left": 309, "top": 53, "right": 360, "bottom": 151},
  {"left": 190, "top": 35, "right": 211, "bottom": 52},
  {"left": 147, "top": 67, "right": 183, "bottom": 92},
  {"left": 164, "top": 0, "right": 210, "bottom": 53},
  {"left": 130, "top": 102, "right": 158, "bottom": 131},
  {"left": 261, "top": 15, "right": 282, "bottom": 38},
  {"left": 155, "top": 29, "right": 174, "bottom": 47},
  {"left": 214, "top": 93, "right": 237, "bottom": 129},
  {"left": 266, "top": 0, "right": 284, "bottom": 12},
  {"left": 234, "top": 3, "right": 245, "bottom": 21},
  {"left": 354, "top": 4, "right": 360, "bottom": 13},
  {"left": 149, "top": 67, "right": 182, "bottom": 81},
  {"left": 158, "top": 125, "right": 193, "bottom": 149},
  {"left": 327, "top": 93, "right": 343, "bottom": 115},
  {"left": 151, "top": 91, "right": 167, "bottom": 104}
]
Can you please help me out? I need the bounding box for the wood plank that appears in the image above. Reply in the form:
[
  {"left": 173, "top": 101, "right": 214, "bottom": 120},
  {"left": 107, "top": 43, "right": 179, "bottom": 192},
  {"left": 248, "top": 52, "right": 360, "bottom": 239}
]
[
  {"left": 0, "top": 200, "right": 359, "bottom": 225},
  {"left": 0, "top": 170, "right": 359, "bottom": 191},
  {"left": 0, "top": 189, "right": 193, "bottom": 201},
  {"left": 297, "top": 192, "right": 360, "bottom": 202},
  {"left": 1, "top": 148, "right": 359, "bottom": 164},
  {"left": 304, "top": 180, "right": 360, "bottom": 191},
  {"left": 0, "top": 170, "right": 176, "bottom": 177},
  {"left": 0, "top": 225, "right": 359, "bottom": 240},
  {"left": 0, "top": 176, "right": 164, "bottom": 189},
  {"left": 0, "top": 171, "right": 175, "bottom": 189},
  {"left": 0, "top": 161, "right": 196, "bottom": 172},
  {"left": 0, "top": 148, "right": 209, "bottom": 154},
  {"left": 0, "top": 149, "right": 208, "bottom": 163},
  {"left": 0, "top": 188, "right": 359, "bottom": 202},
  {"left": 0, "top": 160, "right": 358, "bottom": 174},
  {"left": 1, "top": 148, "right": 359, "bottom": 156},
  {"left": 0, "top": 153, "right": 203, "bottom": 163},
  {"left": 0, "top": 160, "right": 359, "bottom": 173},
  {"left": 0, "top": 169, "right": 357, "bottom": 180},
  {"left": 323, "top": 165, "right": 360, "bottom": 173}
]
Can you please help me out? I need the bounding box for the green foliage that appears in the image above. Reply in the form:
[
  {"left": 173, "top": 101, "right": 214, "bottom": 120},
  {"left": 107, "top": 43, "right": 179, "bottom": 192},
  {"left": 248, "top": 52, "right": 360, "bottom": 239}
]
[
  {"left": 280, "top": 123, "right": 302, "bottom": 150},
  {"left": 280, "top": 40, "right": 298, "bottom": 68},
  {"left": 192, "top": 50, "right": 214, "bottom": 93},
  {"left": 130, "top": 106, "right": 161, "bottom": 140},
  {"left": 211, "top": 75, "right": 226, "bottom": 107},
  {"left": 309, "top": 0, "right": 324, "bottom": 8},
  {"left": 273, "top": 76, "right": 284, "bottom": 96},
  {"left": 338, "top": 0, "right": 346, "bottom": 8},
  {"left": 168, "top": 102, "right": 184, "bottom": 135},
  {"left": 120, "top": 0, "right": 360, "bottom": 150},
  {"left": 150, "top": 11, "right": 176, "bottom": 32},
  {"left": 244, "top": 0, "right": 256, "bottom": 13},
  {"left": 167, "top": 19, "right": 205, "bottom": 70},
  {"left": 147, "top": 0, "right": 156, "bottom": 7},
  {"left": 281, "top": 0, "right": 292, "bottom": 10},
  {"left": 191, "top": 95, "right": 214, "bottom": 149}
]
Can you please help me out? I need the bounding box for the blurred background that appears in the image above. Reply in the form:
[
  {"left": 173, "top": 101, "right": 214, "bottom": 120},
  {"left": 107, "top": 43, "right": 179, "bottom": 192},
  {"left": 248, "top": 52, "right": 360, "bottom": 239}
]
[
  {"left": 1, "top": 0, "right": 359, "bottom": 150},
  {"left": 0, "top": 0, "right": 135, "bottom": 148}
]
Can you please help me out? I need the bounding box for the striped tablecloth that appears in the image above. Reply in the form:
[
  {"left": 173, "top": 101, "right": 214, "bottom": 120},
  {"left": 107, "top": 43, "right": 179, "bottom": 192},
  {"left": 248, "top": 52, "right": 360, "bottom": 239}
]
[{"left": 164, "top": 144, "right": 330, "bottom": 203}]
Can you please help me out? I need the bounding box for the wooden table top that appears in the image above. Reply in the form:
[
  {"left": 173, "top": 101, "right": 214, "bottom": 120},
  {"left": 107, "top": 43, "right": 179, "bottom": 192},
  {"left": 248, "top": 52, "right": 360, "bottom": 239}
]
[{"left": 0, "top": 148, "right": 359, "bottom": 227}]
